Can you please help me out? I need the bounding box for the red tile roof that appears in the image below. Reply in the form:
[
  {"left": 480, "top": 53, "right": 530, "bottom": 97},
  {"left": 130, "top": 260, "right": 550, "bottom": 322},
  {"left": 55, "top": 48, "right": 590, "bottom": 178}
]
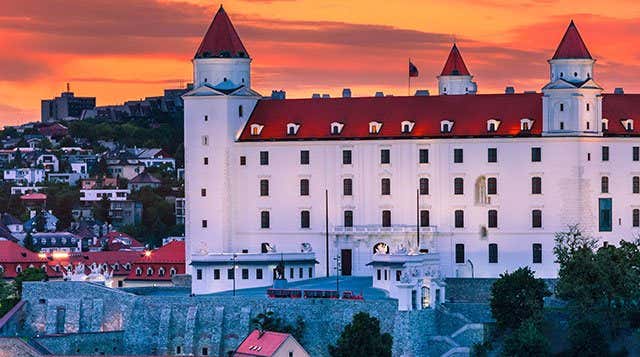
[
  {"left": 234, "top": 330, "right": 291, "bottom": 357},
  {"left": 20, "top": 193, "right": 47, "bottom": 201},
  {"left": 0, "top": 241, "right": 43, "bottom": 263},
  {"left": 552, "top": 21, "right": 592, "bottom": 60},
  {"left": 195, "top": 6, "right": 249, "bottom": 59},
  {"left": 126, "top": 240, "right": 185, "bottom": 281},
  {"left": 440, "top": 44, "right": 471, "bottom": 76}
]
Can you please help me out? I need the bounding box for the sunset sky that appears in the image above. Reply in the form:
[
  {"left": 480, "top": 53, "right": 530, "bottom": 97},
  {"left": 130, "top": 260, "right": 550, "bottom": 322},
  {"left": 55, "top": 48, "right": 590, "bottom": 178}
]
[{"left": 2, "top": 0, "right": 640, "bottom": 125}]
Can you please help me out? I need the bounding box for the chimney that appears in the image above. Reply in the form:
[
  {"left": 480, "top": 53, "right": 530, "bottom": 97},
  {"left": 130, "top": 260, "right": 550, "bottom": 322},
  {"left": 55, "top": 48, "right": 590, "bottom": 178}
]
[
  {"left": 322, "top": 94, "right": 330, "bottom": 98},
  {"left": 375, "top": 91, "right": 384, "bottom": 97},
  {"left": 614, "top": 87, "right": 624, "bottom": 94},
  {"left": 414, "top": 90, "right": 430, "bottom": 96},
  {"left": 342, "top": 88, "right": 352, "bottom": 98},
  {"left": 311, "top": 93, "right": 321, "bottom": 99},
  {"left": 505, "top": 86, "right": 515, "bottom": 94},
  {"left": 524, "top": 90, "right": 537, "bottom": 94},
  {"left": 270, "top": 90, "right": 286, "bottom": 100}
]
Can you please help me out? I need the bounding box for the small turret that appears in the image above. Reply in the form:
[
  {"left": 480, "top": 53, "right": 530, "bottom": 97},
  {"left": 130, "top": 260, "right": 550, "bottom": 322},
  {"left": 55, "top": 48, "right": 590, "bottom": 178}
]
[{"left": 437, "top": 44, "right": 477, "bottom": 95}]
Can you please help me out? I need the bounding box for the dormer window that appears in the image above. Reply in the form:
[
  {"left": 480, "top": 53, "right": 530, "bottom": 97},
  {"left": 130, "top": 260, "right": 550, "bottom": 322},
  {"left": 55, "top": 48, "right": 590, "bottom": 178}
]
[
  {"left": 330, "top": 122, "right": 344, "bottom": 135},
  {"left": 286, "top": 123, "right": 300, "bottom": 135},
  {"left": 250, "top": 124, "right": 264, "bottom": 136},
  {"left": 487, "top": 119, "right": 501, "bottom": 133},
  {"left": 602, "top": 118, "right": 609, "bottom": 131},
  {"left": 520, "top": 118, "right": 534, "bottom": 132},
  {"left": 622, "top": 119, "right": 634, "bottom": 132},
  {"left": 369, "top": 121, "right": 382, "bottom": 134},
  {"left": 440, "top": 120, "right": 454, "bottom": 133},
  {"left": 400, "top": 121, "right": 415, "bottom": 134}
]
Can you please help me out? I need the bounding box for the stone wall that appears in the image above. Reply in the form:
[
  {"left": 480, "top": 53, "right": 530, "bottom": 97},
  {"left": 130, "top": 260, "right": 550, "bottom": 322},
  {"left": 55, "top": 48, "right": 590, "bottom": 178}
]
[
  {"left": 34, "top": 331, "right": 125, "bottom": 355},
  {"left": 445, "top": 278, "right": 558, "bottom": 303}
]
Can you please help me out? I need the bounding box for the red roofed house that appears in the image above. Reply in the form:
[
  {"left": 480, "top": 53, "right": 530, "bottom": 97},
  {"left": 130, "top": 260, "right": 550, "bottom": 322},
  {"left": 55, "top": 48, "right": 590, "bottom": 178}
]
[
  {"left": 20, "top": 193, "right": 47, "bottom": 209},
  {"left": 0, "top": 240, "right": 47, "bottom": 279},
  {"left": 234, "top": 330, "right": 309, "bottom": 357},
  {"left": 126, "top": 240, "right": 185, "bottom": 287},
  {"left": 183, "top": 7, "right": 640, "bottom": 295}
]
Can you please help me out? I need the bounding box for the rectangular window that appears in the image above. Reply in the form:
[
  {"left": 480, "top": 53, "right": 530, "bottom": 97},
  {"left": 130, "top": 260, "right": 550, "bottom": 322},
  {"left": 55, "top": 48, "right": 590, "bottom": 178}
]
[
  {"left": 488, "top": 148, "right": 497, "bottom": 163},
  {"left": 419, "top": 149, "right": 429, "bottom": 164},
  {"left": 242, "top": 268, "right": 249, "bottom": 280},
  {"left": 300, "top": 179, "right": 309, "bottom": 196},
  {"left": 599, "top": 198, "right": 612, "bottom": 232},
  {"left": 308, "top": 267, "right": 313, "bottom": 278},
  {"left": 531, "top": 147, "right": 541, "bottom": 162},
  {"left": 382, "top": 210, "right": 391, "bottom": 227},
  {"left": 455, "top": 244, "right": 465, "bottom": 264},
  {"left": 487, "top": 177, "right": 497, "bottom": 195},
  {"left": 602, "top": 146, "right": 609, "bottom": 161},
  {"left": 342, "top": 150, "right": 352, "bottom": 165},
  {"left": 454, "top": 148, "right": 463, "bottom": 163},
  {"left": 204, "top": 115, "right": 208, "bottom": 122},
  {"left": 204, "top": 157, "right": 209, "bottom": 165},
  {"left": 343, "top": 178, "right": 353, "bottom": 196},
  {"left": 260, "top": 151, "right": 269, "bottom": 165},
  {"left": 381, "top": 178, "right": 391, "bottom": 195},
  {"left": 419, "top": 178, "right": 429, "bottom": 195},
  {"left": 532, "top": 244, "right": 542, "bottom": 264},
  {"left": 260, "top": 211, "right": 270, "bottom": 229},
  {"left": 202, "top": 220, "right": 207, "bottom": 228},
  {"left": 455, "top": 210, "right": 464, "bottom": 228},
  {"left": 238, "top": 105, "right": 243, "bottom": 117},
  {"left": 240, "top": 156, "right": 246, "bottom": 166},
  {"left": 227, "top": 269, "right": 234, "bottom": 280},
  {"left": 196, "top": 269, "right": 202, "bottom": 280},
  {"left": 396, "top": 270, "right": 402, "bottom": 282},
  {"left": 290, "top": 268, "right": 294, "bottom": 279},
  {"left": 344, "top": 210, "right": 353, "bottom": 227},
  {"left": 201, "top": 188, "right": 207, "bottom": 197},
  {"left": 454, "top": 177, "right": 464, "bottom": 195},
  {"left": 214, "top": 269, "right": 220, "bottom": 280},
  {"left": 300, "top": 210, "right": 310, "bottom": 228},
  {"left": 256, "top": 268, "right": 263, "bottom": 280},
  {"left": 377, "top": 269, "right": 381, "bottom": 280},
  {"left": 531, "top": 177, "right": 542, "bottom": 194},
  {"left": 202, "top": 136, "right": 208, "bottom": 146},
  {"left": 634, "top": 176, "right": 640, "bottom": 194},
  {"left": 381, "top": 149, "right": 390, "bottom": 164},
  {"left": 633, "top": 209, "right": 640, "bottom": 227},
  {"left": 300, "top": 150, "right": 310, "bottom": 165},
  {"left": 488, "top": 210, "right": 498, "bottom": 228},
  {"left": 420, "top": 210, "right": 430, "bottom": 227},
  {"left": 532, "top": 210, "right": 542, "bottom": 228},
  {"left": 634, "top": 147, "right": 639, "bottom": 162},
  {"left": 489, "top": 244, "right": 498, "bottom": 263},
  {"left": 260, "top": 179, "right": 269, "bottom": 196},
  {"left": 299, "top": 268, "right": 303, "bottom": 279},
  {"left": 601, "top": 176, "right": 609, "bottom": 194}
]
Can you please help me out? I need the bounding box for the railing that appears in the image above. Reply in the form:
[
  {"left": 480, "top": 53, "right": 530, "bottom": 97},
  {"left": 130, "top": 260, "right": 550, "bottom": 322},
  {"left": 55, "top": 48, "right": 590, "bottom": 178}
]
[{"left": 333, "top": 224, "right": 437, "bottom": 234}]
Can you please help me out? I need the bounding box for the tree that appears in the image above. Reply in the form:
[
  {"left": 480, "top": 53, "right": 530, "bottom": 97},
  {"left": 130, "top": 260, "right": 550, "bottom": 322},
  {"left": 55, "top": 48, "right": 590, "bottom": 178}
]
[
  {"left": 93, "top": 196, "right": 111, "bottom": 224},
  {"left": 328, "top": 312, "right": 392, "bottom": 357},
  {"left": 251, "top": 311, "right": 305, "bottom": 342},
  {"left": 23, "top": 231, "right": 37, "bottom": 252},
  {"left": 13, "top": 267, "right": 47, "bottom": 296},
  {"left": 501, "top": 319, "right": 550, "bottom": 357},
  {"left": 38, "top": 138, "right": 52, "bottom": 150},
  {"left": 0, "top": 272, "right": 17, "bottom": 318},
  {"left": 58, "top": 136, "right": 76, "bottom": 148},
  {"left": 91, "top": 158, "right": 109, "bottom": 177},
  {"left": 34, "top": 210, "right": 47, "bottom": 232},
  {"left": 490, "top": 267, "right": 550, "bottom": 331},
  {"left": 566, "top": 316, "right": 609, "bottom": 356},
  {"left": 45, "top": 184, "right": 80, "bottom": 230}
]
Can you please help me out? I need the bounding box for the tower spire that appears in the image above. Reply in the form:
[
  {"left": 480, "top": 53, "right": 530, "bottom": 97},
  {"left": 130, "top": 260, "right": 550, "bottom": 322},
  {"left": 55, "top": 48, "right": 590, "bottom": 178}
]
[
  {"left": 552, "top": 20, "right": 592, "bottom": 59},
  {"left": 195, "top": 6, "right": 249, "bottom": 59},
  {"left": 440, "top": 44, "right": 471, "bottom": 76}
]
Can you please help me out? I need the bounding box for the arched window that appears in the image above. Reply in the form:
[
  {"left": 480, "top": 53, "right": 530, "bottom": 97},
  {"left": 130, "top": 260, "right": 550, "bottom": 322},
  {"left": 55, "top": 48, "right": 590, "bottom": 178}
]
[
  {"left": 601, "top": 176, "right": 609, "bottom": 194},
  {"left": 330, "top": 122, "right": 344, "bottom": 135},
  {"left": 0, "top": 265, "right": 4, "bottom": 273},
  {"left": 602, "top": 118, "right": 609, "bottom": 131},
  {"left": 146, "top": 267, "right": 154, "bottom": 276},
  {"left": 158, "top": 267, "right": 165, "bottom": 277},
  {"left": 455, "top": 177, "right": 465, "bottom": 195},
  {"left": 135, "top": 267, "right": 142, "bottom": 276},
  {"left": 400, "top": 121, "right": 415, "bottom": 133},
  {"left": 286, "top": 123, "right": 300, "bottom": 135},
  {"left": 16, "top": 265, "right": 22, "bottom": 274},
  {"left": 250, "top": 124, "right": 264, "bottom": 136},
  {"left": 170, "top": 267, "right": 177, "bottom": 277},
  {"left": 440, "top": 120, "right": 454, "bottom": 133},
  {"left": 369, "top": 121, "right": 382, "bottom": 134}
]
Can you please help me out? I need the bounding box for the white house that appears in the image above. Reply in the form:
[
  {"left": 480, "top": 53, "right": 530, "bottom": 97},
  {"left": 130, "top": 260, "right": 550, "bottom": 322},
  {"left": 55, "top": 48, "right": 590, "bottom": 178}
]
[
  {"left": 36, "top": 153, "right": 59, "bottom": 172},
  {"left": 184, "top": 9, "right": 640, "bottom": 294},
  {"left": 80, "top": 189, "right": 130, "bottom": 202},
  {"left": 3, "top": 168, "right": 45, "bottom": 185}
]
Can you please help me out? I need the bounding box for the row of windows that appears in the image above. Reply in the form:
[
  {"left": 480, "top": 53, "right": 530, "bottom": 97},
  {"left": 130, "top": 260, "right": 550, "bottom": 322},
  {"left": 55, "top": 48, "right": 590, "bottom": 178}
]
[
  {"left": 454, "top": 243, "right": 543, "bottom": 264},
  {"left": 134, "top": 266, "right": 177, "bottom": 277},
  {"left": 195, "top": 267, "right": 313, "bottom": 280}
]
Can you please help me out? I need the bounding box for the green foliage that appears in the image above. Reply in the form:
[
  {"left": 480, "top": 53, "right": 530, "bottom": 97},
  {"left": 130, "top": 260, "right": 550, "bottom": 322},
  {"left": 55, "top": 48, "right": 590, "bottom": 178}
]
[
  {"left": 93, "top": 196, "right": 111, "bottom": 224},
  {"left": 127, "top": 187, "right": 177, "bottom": 247},
  {"left": 90, "top": 158, "right": 109, "bottom": 177},
  {"left": 251, "top": 311, "right": 305, "bottom": 343},
  {"left": 328, "top": 312, "right": 392, "bottom": 357},
  {"left": 501, "top": 319, "right": 549, "bottom": 357},
  {"left": 490, "top": 267, "right": 551, "bottom": 331},
  {"left": 45, "top": 184, "right": 80, "bottom": 230},
  {"left": 58, "top": 136, "right": 76, "bottom": 147},
  {"left": 0, "top": 183, "right": 27, "bottom": 220},
  {"left": 0, "top": 272, "right": 17, "bottom": 318},
  {"left": 23, "top": 231, "right": 37, "bottom": 252},
  {"left": 566, "top": 316, "right": 608, "bottom": 356},
  {"left": 34, "top": 210, "right": 47, "bottom": 232},
  {"left": 38, "top": 138, "right": 52, "bottom": 150},
  {"left": 13, "top": 267, "right": 47, "bottom": 296}
]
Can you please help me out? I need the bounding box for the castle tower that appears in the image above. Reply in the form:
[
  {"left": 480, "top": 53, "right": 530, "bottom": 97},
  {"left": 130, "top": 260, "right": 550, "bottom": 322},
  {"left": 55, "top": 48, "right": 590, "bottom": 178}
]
[
  {"left": 184, "top": 6, "right": 261, "bottom": 272},
  {"left": 542, "top": 21, "right": 603, "bottom": 135},
  {"left": 438, "top": 44, "right": 477, "bottom": 95}
]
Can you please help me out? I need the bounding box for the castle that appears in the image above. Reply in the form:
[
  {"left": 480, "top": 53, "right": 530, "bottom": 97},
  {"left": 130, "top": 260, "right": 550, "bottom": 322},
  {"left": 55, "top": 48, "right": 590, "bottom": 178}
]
[{"left": 183, "top": 6, "right": 640, "bottom": 294}]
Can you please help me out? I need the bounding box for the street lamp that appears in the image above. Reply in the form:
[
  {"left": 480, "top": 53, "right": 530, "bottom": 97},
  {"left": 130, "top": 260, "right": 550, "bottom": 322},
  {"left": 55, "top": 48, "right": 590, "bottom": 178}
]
[
  {"left": 231, "top": 254, "right": 238, "bottom": 296},
  {"left": 467, "top": 259, "right": 474, "bottom": 279},
  {"left": 333, "top": 255, "right": 341, "bottom": 297}
]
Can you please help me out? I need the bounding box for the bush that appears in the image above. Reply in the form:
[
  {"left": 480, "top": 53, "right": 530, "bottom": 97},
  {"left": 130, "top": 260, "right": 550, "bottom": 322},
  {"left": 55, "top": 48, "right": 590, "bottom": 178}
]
[
  {"left": 501, "top": 319, "right": 549, "bottom": 357},
  {"left": 567, "top": 316, "right": 609, "bottom": 356},
  {"left": 251, "top": 311, "right": 305, "bottom": 343},
  {"left": 329, "top": 312, "right": 392, "bottom": 357}
]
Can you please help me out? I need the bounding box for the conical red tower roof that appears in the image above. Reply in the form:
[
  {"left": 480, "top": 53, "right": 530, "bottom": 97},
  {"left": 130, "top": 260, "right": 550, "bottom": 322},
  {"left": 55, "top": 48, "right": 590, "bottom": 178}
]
[
  {"left": 552, "top": 21, "right": 592, "bottom": 60},
  {"left": 195, "top": 6, "right": 249, "bottom": 59},
  {"left": 440, "top": 44, "right": 471, "bottom": 76}
]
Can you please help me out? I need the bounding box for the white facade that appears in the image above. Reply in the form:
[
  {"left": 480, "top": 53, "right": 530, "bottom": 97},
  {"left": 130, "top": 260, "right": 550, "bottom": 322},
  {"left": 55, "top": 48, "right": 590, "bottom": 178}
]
[
  {"left": 3, "top": 168, "right": 45, "bottom": 185},
  {"left": 80, "top": 189, "right": 130, "bottom": 202}
]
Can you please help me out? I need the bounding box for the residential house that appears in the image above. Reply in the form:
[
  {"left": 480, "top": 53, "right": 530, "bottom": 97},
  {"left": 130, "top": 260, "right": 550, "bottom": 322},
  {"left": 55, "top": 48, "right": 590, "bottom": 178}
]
[
  {"left": 32, "top": 232, "right": 82, "bottom": 253},
  {"left": 0, "top": 240, "right": 47, "bottom": 278},
  {"left": 1, "top": 214, "right": 23, "bottom": 235},
  {"left": 80, "top": 177, "right": 117, "bottom": 190},
  {"left": 128, "top": 171, "right": 161, "bottom": 190},
  {"left": 23, "top": 211, "right": 58, "bottom": 233},
  {"left": 137, "top": 149, "right": 175, "bottom": 170},
  {"left": 36, "top": 153, "right": 59, "bottom": 172},
  {"left": 20, "top": 193, "right": 47, "bottom": 210},
  {"left": 107, "top": 159, "right": 145, "bottom": 180},
  {"left": 3, "top": 168, "right": 45, "bottom": 185},
  {"left": 80, "top": 189, "right": 130, "bottom": 202},
  {"left": 109, "top": 201, "right": 142, "bottom": 227},
  {"left": 47, "top": 172, "right": 83, "bottom": 185},
  {"left": 234, "top": 330, "right": 310, "bottom": 357}
]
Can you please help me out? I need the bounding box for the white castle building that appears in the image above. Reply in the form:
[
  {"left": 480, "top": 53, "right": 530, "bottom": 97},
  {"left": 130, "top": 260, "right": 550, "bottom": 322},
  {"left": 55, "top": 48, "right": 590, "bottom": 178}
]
[{"left": 184, "top": 7, "right": 640, "bottom": 294}]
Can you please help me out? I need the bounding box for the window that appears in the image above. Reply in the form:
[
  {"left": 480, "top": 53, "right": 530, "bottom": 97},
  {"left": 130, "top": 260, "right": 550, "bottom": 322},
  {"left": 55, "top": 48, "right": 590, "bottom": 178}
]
[
  {"left": 455, "top": 244, "right": 465, "bottom": 264},
  {"left": 488, "top": 148, "right": 497, "bottom": 163},
  {"left": 601, "top": 176, "right": 609, "bottom": 194},
  {"left": 344, "top": 210, "right": 353, "bottom": 227},
  {"left": 454, "top": 210, "right": 464, "bottom": 228},
  {"left": 380, "top": 149, "right": 390, "bottom": 164},
  {"left": 300, "top": 210, "right": 310, "bottom": 228},
  {"left": 240, "top": 156, "right": 246, "bottom": 165},
  {"left": 382, "top": 210, "right": 391, "bottom": 227},
  {"left": 238, "top": 105, "right": 243, "bottom": 117},
  {"left": 250, "top": 124, "right": 264, "bottom": 136},
  {"left": 369, "top": 121, "right": 382, "bottom": 134},
  {"left": 377, "top": 269, "right": 381, "bottom": 280},
  {"left": 531, "top": 147, "right": 541, "bottom": 162},
  {"left": 381, "top": 178, "right": 391, "bottom": 195},
  {"left": 213, "top": 269, "right": 220, "bottom": 280},
  {"left": 634, "top": 176, "right": 640, "bottom": 194},
  {"left": 454, "top": 148, "right": 463, "bottom": 163},
  {"left": 290, "top": 268, "right": 294, "bottom": 279},
  {"left": 260, "top": 151, "right": 269, "bottom": 165},
  {"left": 396, "top": 270, "right": 402, "bottom": 281},
  {"left": 201, "top": 188, "right": 207, "bottom": 197},
  {"left": 602, "top": 146, "right": 609, "bottom": 161},
  {"left": 560, "top": 122, "right": 565, "bottom": 130},
  {"left": 202, "top": 136, "right": 208, "bottom": 145},
  {"left": 260, "top": 179, "right": 269, "bottom": 196},
  {"left": 532, "top": 177, "right": 542, "bottom": 194},
  {"left": 176, "top": 346, "right": 182, "bottom": 355},
  {"left": 599, "top": 198, "right": 612, "bottom": 232},
  {"left": 634, "top": 209, "right": 640, "bottom": 227},
  {"left": 532, "top": 244, "right": 542, "bottom": 263},
  {"left": 202, "top": 347, "right": 209, "bottom": 356},
  {"left": 488, "top": 210, "right": 498, "bottom": 228},
  {"left": 489, "top": 244, "right": 498, "bottom": 263},
  {"left": 419, "top": 178, "right": 429, "bottom": 195},
  {"left": 299, "top": 267, "right": 303, "bottom": 279},
  {"left": 260, "top": 211, "right": 270, "bottom": 229},
  {"left": 300, "top": 179, "right": 309, "bottom": 196},
  {"left": 202, "top": 220, "right": 208, "bottom": 228},
  {"left": 560, "top": 103, "right": 564, "bottom": 112},
  {"left": 331, "top": 122, "right": 344, "bottom": 135},
  {"left": 454, "top": 177, "right": 464, "bottom": 195},
  {"left": 300, "top": 150, "right": 309, "bottom": 165},
  {"left": 441, "top": 120, "right": 454, "bottom": 133},
  {"left": 343, "top": 178, "right": 353, "bottom": 196},
  {"left": 487, "top": 177, "right": 497, "bottom": 195},
  {"left": 401, "top": 120, "right": 415, "bottom": 133},
  {"left": 520, "top": 118, "right": 533, "bottom": 132},
  {"left": 204, "top": 157, "right": 209, "bottom": 165},
  {"left": 204, "top": 115, "right": 208, "bottom": 122},
  {"left": 420, "top": 210, "right": 429, "bottom": 227},
  {"left": 419, "top": 149, "right": 429, "bottom": 164},
  {"left": 196, "top": 269, "right": 202, "bottom": 280},
  {"left": 602, "top": 118, "right": 609, "bottom": 131},
  {"left": 634, "top": 147, "right": 640, "bottom": 162},
  {"left": 308, "top": 267, "right": 313, "bottom": 278},
  {"left": 342, "top": 150, "right": 352, "bottom": 165},
  {"left": 532, "top": 210, "right": 542, "bottom": 228},
  {"left": 227, "top": 269, "right": 234, "bottom": 280}
]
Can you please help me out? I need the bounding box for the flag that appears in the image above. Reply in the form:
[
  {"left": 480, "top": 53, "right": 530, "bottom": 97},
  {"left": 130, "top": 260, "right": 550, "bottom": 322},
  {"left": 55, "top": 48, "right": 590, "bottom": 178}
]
[{"left": 409, "top": 61, "right": 419, "bottom": 77}]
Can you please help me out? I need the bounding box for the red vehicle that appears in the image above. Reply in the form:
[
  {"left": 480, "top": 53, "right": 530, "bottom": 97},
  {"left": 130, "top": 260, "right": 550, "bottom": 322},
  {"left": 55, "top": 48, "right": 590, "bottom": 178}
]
[
  {"left": 341, "top": 291, "right": 364, "bottom": 301},
  {"left": 302, "top": 290, "right": 339, "bottom": 299},
  {"left": 267, "top": 289, "right": 302, "bottom": 298}
]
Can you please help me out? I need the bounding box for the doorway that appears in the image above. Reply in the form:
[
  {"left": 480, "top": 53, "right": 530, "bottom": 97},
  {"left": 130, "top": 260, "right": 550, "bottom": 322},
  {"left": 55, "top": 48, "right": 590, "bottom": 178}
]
[{"left": 340, "top": 249, "right": 352, "bottom": 276}]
